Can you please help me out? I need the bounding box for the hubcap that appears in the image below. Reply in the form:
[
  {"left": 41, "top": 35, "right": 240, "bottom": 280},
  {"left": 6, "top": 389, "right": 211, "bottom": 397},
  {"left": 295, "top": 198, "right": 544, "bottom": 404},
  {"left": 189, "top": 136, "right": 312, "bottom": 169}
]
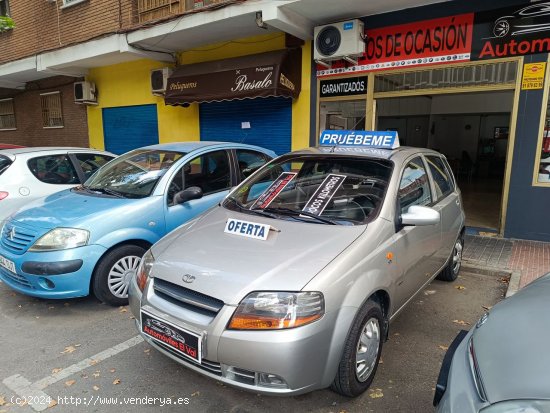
[
  {"left": 452, "top": 240, "right": 463, "bottom": 275},
  {"left": 355, "top": 317, "right": 380, "bottom": 382},
  {"left": 107, "top": 255, "right": 141, "bottom": 298}
]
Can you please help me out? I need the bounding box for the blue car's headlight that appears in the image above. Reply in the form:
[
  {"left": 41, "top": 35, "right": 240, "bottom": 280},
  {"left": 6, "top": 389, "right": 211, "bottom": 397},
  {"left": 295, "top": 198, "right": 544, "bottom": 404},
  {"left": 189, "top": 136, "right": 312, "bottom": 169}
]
[{"left": 29, "top": 228, "right": 89, "bottom": 251}]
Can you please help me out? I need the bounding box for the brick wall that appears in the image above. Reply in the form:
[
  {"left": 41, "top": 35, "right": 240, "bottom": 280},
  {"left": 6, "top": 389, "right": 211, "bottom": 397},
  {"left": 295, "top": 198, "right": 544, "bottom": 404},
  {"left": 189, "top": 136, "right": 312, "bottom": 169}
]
[
  {"left": 0, "top": 77, "right": 89, "bottom": 147},
  {"left": 0, "top": 0, "right": 136, "bottom": 65}
]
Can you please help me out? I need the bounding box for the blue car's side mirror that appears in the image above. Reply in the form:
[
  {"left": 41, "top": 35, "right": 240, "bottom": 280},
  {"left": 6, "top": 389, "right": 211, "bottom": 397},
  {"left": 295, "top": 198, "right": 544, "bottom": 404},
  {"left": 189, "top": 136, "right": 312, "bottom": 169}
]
[{"left": 174, "top": 186, "right": 203, "bottom": 204}]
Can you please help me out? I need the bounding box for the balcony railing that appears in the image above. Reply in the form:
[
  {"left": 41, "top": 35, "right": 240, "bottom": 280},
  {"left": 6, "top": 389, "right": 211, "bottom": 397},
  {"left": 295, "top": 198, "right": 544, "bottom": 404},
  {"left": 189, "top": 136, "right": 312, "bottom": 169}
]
[{"left": 137, "top": 0, "right": 232, "bottom": 23}]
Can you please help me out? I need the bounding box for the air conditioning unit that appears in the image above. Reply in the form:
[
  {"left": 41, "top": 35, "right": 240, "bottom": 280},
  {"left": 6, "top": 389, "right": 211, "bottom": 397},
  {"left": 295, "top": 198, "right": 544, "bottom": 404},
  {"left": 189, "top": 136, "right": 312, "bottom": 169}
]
[
  {"left": 74, "top": 81, "right": 97, "bottom": 103},
  {"left": 314, "top": 19, "right": 365, "bottom": 63},
  {"left": 151, "top": 68, "right": 173, "bottom": 95}
]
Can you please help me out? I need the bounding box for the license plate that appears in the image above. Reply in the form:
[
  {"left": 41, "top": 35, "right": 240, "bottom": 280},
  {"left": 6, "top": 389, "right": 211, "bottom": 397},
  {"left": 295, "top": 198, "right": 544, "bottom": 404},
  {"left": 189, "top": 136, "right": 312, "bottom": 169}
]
[
  {"left": 0, "top": 254, "right": 15, "bottom": 273},
  {"left": 141, "top": 311, "right": 201, "bottom": 363}
]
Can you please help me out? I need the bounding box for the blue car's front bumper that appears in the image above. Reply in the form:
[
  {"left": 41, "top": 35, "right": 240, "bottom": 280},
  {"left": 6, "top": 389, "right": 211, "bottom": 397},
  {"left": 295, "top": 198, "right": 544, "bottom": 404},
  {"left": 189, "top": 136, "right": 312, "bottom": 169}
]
[{"left": 0, "top": 244, "right": 107, "bottom": 299}]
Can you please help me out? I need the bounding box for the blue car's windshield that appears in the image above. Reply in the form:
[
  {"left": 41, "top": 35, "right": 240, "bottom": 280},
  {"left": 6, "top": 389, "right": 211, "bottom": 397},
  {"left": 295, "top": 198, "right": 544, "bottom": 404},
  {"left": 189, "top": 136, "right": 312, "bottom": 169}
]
[{"left": 83, "top": 150, "right": 185, "bottom": 198}]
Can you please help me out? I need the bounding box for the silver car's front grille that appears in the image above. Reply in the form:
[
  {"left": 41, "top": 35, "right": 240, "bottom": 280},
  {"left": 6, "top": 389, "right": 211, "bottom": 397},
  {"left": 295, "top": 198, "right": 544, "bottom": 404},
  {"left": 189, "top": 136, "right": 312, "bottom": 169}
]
[
  {"left": 0, "top": 266, "right": 32, "bottom": 288},
  {"left": 1, "top": 222, "right": 39, "bottom": 255},
  {"left": 153, "top": 278, "right": 224, "bottom": 317},
  {"left": 153, "top": 341, "right": 222, "bottom": 376}
]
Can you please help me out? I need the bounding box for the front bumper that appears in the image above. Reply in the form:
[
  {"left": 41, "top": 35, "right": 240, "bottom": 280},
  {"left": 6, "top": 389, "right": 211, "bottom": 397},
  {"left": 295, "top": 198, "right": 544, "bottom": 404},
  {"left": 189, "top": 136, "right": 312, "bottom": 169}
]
[
  {"left": 0, "top": 244, "right": 107, "bottom": 299},
  {"left": 129, "top": 277, "right": 355, "bottom": 395}
]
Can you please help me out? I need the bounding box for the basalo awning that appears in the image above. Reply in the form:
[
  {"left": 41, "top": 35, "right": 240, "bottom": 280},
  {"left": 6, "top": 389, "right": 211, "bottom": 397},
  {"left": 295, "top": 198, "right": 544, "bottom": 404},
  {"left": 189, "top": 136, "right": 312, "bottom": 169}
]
[{"left": 164, "top": 48, "right": 302, "bottom": 105}]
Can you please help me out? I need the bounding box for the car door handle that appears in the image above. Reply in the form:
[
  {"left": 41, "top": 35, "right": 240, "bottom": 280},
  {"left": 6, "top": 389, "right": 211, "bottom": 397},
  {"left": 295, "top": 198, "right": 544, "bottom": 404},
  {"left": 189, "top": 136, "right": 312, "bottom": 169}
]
[{"left": 455, "top": 199, "right": 460, "bottom": 206}]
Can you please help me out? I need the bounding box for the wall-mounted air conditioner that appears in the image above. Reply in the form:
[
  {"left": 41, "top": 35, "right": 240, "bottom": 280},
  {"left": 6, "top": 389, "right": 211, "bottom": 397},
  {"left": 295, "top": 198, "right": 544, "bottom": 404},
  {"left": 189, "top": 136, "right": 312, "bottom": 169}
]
[
  {"left": 74, "top": 81, "right": 97, "bottom": 104},
  {"left": 151, "top": 68, "right": 173, "bottom": 95},
  {"left": 314, "top": 20, "right": 365, "bottom": 63}
]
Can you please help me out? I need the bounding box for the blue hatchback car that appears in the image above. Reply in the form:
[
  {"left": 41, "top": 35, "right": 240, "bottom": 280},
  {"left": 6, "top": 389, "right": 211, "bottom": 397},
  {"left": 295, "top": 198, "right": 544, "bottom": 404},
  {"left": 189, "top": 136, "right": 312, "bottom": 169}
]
[{"left": 0, "top": 142, "right": 275, "bottom": 305}]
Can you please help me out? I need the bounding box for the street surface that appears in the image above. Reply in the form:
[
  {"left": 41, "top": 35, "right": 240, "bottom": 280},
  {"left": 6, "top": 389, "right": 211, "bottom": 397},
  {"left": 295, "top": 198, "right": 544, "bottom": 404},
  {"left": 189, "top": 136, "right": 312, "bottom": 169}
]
[{"left": 0, "top": 271, "right": 507, "bottom": 412}]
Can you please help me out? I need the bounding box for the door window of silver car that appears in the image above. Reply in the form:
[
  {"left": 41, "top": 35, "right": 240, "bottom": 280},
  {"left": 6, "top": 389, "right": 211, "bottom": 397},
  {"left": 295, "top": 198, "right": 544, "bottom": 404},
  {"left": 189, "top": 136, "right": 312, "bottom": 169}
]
[
  {"left": 74, "top": 153, "right": 115, "bottom": 180},
  {"left": 28, "top": 155, "right": 79, "bottom": 185},
  {"left": 167, "top": 150, "right": 231, "bottom": 206},
  {"left": 236, "top": 150, "right": 270, "bottom": 179},
  {"left": 426, "top": 155, "right": 453, "bottom": 201},
  {"left": 398, "top": 157, "right": 432, "bottom": 214}
]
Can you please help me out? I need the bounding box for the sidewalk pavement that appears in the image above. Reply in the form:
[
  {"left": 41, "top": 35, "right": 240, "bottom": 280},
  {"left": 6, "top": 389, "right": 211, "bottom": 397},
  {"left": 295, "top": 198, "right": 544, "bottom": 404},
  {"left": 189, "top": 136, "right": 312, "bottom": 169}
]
[{"left": 462, "top": 234, "right": 550, "bottom": 292}]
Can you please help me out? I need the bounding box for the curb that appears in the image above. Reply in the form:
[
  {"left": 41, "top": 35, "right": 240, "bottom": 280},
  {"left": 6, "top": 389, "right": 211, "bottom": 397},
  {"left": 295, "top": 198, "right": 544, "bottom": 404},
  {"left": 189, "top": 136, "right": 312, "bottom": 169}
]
[{"left": 461, "top": 261, "right": 521, "bottom": 298}]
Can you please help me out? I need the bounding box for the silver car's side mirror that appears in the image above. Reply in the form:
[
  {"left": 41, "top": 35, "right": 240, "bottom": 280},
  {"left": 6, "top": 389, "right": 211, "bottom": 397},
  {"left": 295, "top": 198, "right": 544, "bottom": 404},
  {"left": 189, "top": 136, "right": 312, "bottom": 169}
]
[{"left": 401, "top": 205, "right": 440, "bottom": 226}]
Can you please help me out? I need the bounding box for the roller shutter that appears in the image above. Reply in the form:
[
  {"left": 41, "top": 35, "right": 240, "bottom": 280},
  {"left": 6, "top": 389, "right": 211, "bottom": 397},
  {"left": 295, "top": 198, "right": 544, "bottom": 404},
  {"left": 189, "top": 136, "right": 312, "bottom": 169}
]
[
  {"left": 102, "top": 105, "right": 159, "bottom": 155},
  {"left": 199, "top": 97, "right": 292, "bottom": 155}
]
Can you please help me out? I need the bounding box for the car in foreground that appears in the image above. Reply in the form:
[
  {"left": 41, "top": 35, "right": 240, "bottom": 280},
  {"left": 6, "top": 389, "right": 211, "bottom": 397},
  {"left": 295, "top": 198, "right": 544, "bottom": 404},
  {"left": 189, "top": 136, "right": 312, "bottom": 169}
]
[
  {"left": 434, "top": 272, "right": 550, "bottom": 412},
  {"left": 0, "top": 142, "right": 275, "bottom": 306},
  {"left": 129, "top": 131, "right": 465, "bottom": 397},
  {"left": 0, "top": 147, "right": 115, "bottom": 223}
]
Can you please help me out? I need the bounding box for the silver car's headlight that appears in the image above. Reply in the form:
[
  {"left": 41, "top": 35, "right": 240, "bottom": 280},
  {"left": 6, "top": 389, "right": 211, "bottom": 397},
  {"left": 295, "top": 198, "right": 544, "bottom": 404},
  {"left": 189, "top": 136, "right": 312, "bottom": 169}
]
[
  {"left": 228, "top": 291, "right": 324, "bottom": 330},
  {"left": 29, "top": 228, "right": 89, "bottom": 251},
  {"left": 135, "top": 249, "right": 155, "bottom": 292},
  {"left": 481, "top": 400, "right": 550, "bottom": 413}
]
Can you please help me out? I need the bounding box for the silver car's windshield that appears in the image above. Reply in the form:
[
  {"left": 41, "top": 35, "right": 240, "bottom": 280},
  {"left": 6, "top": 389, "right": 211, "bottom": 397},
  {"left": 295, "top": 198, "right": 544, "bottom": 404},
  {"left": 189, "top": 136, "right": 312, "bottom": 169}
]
[
  {"left": 83, "top": 149, "right": 185, "bottom": 198},
  {"left": 224, "top": 155, "right": 392, "bottom": 225}
]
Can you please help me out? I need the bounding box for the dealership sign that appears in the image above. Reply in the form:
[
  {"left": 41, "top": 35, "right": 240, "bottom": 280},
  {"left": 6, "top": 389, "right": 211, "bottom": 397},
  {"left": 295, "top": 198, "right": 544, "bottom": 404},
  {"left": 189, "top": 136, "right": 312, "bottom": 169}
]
[
  {"left": 317, "top": 2, "right": 550, "bottom": 78},
  {"left": 521, "top": 63, "right": 547, "bottom": 90},
  {"left": 471, "top": 2, "right": 550, "bottom": 60},
  {"left": 317, "top": 14, "right": 474, "bottom": 77}
]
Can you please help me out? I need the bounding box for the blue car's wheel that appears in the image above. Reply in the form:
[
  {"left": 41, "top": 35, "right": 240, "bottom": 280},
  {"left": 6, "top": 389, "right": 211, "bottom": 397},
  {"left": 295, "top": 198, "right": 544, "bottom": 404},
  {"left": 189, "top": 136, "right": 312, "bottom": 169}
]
[{"left": 92, "top": 244, "right": 146, "bottom": 306}]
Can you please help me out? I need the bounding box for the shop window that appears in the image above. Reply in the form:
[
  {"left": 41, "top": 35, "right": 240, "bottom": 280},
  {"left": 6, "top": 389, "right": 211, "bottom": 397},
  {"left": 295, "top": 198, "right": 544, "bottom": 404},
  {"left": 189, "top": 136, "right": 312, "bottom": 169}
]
[
  {"left": 535, "top": 65, "right": 550, "bottom": 185},
  {"left": 0, "top": 0, "right": 10, "bottom": 16},
  {"left": 319, "top": 99, "right": 366, "bottom": 132},
  {"left": 374, "top": 61, "right": 518, "bottom": 94},
  {"left": 398, "top": 157, "right": 432, "bottom": 214},
  {"left": 0, "top": 98, "right": 15, "bottom": 130},
  {"left": 40, "top": 92, "right": 64, "bottom": 128}
]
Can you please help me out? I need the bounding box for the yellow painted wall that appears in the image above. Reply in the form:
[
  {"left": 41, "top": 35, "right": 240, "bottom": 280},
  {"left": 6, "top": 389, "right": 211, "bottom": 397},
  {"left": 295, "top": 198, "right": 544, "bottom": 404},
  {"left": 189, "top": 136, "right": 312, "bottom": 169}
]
[
  {"left": 88, "top": 32, "right": 311, "bottom": 152},
  {"left": 87, "top": 59, "right": 200, "bottom": 150}
]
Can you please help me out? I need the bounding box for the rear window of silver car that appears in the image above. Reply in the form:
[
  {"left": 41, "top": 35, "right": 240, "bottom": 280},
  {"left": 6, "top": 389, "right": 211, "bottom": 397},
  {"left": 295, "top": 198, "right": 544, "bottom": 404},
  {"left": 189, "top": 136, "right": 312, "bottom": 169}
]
[
  {"left": 0, "top": 155, "right": 12, "bottom": 176},
  {"left": 224, "top": 155, "right": 392, "bottom": 225}
]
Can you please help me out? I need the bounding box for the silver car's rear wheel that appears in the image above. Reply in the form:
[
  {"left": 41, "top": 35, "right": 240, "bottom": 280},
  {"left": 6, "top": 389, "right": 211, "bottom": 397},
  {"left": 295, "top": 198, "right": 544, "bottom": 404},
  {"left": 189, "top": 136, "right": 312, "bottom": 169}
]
[
  {"left": 331, "top": 298, "right": 384, "bottom": 397},
  {"left": 437, "top": 235, "right": 464, "bottom": 282},
  {"left": 356, "top": 317, "right": 380, "bottom": 382}
]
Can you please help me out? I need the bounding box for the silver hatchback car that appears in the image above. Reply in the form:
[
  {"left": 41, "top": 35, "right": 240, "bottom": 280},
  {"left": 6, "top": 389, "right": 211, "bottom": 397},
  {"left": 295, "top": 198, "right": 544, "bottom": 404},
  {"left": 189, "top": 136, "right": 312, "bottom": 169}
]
[{"left": 129, "top": 134, "right": 465, "bottom": 397}]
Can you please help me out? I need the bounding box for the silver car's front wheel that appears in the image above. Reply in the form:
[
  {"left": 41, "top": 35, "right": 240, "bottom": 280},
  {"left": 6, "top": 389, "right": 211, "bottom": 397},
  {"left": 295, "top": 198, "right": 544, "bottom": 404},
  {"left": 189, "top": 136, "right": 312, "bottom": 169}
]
[
  {"left": 92, "top": 244, "right": 146, "bottom": 306},
  {"left": 331, "top": 299, "right": 384, "bottom": 397},
  {"left": 356, "top": 317, "right": 380, "bottom": 382}
]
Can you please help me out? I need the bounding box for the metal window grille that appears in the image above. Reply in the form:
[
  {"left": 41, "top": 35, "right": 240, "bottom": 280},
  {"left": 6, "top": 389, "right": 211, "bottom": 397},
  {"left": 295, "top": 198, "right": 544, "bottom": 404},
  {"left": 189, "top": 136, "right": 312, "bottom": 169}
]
[
  {"left": 374, "top": 61, "right": 518, "bottom": 94},
  {"left": 0, "top": 98, "right": 16, "bottom": 129},
  {"left": 0, "top": 0, "right": 10, "bottom": 16},
  {"left": 40, "top": 92, "right": 64, "bottom": 128}
]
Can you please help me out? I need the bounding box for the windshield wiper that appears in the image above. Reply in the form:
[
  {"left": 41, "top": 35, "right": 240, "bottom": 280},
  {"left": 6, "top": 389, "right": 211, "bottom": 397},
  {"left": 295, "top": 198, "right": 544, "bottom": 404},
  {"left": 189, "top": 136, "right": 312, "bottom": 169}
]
[
  {"left": 86, "top": 186, "right": 125, "bottom": 198},
  {"left": 261, "top": 207, "right": 340, "bottom": 225},
  {"left": 225, "top": 197, "right": 278, "bottom": 219}
]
